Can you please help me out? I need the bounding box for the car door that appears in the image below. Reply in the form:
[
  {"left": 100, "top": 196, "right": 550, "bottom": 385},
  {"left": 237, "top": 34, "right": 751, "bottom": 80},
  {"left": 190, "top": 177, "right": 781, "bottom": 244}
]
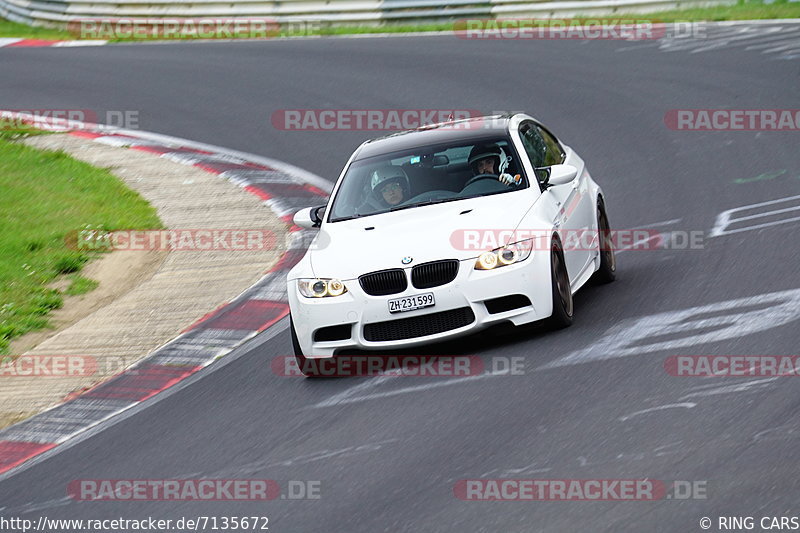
[{"left": 518, "top": 121, "right": 593, "bottom": 282}]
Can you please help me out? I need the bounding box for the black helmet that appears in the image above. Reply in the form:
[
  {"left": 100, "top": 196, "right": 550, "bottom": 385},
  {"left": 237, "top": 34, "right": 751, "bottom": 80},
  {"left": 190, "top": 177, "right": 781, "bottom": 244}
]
[{"left": 468, "top": 143, "right": 501, "bottom": 174}]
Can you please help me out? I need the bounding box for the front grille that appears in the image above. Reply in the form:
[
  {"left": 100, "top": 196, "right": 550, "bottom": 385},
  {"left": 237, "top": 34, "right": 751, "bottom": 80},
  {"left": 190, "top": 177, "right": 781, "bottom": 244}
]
[
  {"left": 363, "top": 307, "right": 475, "bottom": 342},
  {"left": 411, "top": 259, "right": 459, "bottom": 289},
  {"left": 359, "top": 269, "right": 407, "bottom": 296}
]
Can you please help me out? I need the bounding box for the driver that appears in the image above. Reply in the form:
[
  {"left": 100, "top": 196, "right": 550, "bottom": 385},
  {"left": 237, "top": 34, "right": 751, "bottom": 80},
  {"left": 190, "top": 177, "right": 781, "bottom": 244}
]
[
  {"left": 467, "top": 143, "right": 519, "bottom": 186},
  {"left": 358, "top": 165, "right": 410, "bottom": 213}
]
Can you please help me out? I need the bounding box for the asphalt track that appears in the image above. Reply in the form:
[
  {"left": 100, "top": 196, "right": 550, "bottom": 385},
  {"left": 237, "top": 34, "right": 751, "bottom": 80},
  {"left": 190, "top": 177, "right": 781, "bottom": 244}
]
[{"left": 2, "top": 27, "right": 800, "bottom": 532}]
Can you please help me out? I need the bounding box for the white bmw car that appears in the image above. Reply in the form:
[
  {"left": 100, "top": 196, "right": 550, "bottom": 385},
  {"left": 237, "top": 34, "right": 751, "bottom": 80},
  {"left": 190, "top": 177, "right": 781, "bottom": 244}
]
[{"left": 287, "top": 113, "right": 615, "bottom": 371}]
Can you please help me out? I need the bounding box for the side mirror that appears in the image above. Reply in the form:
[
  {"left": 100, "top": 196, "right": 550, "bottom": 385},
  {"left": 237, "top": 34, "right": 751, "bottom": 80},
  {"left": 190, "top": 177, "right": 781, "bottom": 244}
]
[
  {"left": 545, "top": 164, "right": 578, "bottom": 187},
  {"left": 293, "top": 205, "right": 326, "bottom": 229}
]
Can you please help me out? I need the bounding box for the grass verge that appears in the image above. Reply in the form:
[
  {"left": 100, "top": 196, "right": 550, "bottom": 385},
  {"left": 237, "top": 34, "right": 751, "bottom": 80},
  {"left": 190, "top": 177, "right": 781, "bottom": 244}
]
[
  {"left": 1, "top": 1, "right": 799, "bottom": 42},
  {"left": 0, "top": 132, "right": 162, "bottom": 354},
  {"left": 605, "top": 0, "right": 800, "bottom": 23},
  {"left": 0, "top": 17, "right": 73, "bottom": 39},
  {"left": 316, "top": 1, "right": 800, "bottom": 34},
  {"left": 317, "top": 0, "right": 800, "bottom": 33}
]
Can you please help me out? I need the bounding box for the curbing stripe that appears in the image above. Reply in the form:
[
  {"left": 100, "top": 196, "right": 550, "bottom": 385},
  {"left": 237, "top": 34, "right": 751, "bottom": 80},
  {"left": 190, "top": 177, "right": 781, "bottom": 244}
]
[
  {"left": 80, "top": 364, "right": 203, "bottom": 402},
  {"left": 0, "top": 110, "right": 329, "bottom": 476},
  {"left": 180, "top": 301, "right": 233, "bottom": 333},
  {"left": 194, "top": 161, "right": 271, "bottom": 174},
  {"left": 0, "top": 39, "right": 107, "bottom": 48},
  {"left": 129, "top": 144, "right": 176, "bottom": 155},
  {"left": 6, "top": 39, "right": 63, "bottom": 47},
  {"left": 67, "top": 130, "right": 103, "bottom": 140},
  {"left": 193, "top": 299, "right": 289, "bottom": 332},
  {"left": 272, "top": 249, "right": 308, "bottom": 272},
  {"left": 0, "top": 441, "right": 57, "bottom": 474},
  {"left": 244, "top": 184, "right": 274, "bottom": 201}
]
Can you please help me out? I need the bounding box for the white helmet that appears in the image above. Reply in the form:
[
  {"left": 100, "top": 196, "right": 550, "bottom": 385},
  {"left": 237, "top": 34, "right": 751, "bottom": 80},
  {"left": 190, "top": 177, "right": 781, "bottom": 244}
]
[{"left": 370, "top": 166, "right": 410, "bottom": 196}]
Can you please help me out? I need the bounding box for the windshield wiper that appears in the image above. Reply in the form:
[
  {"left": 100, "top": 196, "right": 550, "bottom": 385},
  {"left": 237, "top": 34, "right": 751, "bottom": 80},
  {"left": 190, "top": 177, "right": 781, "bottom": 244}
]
[
  {"left": 334, "top": 197, "right": 462, "bottom": 220},
  {"left": 389, "top": 197, "right": 461, "bottom": 212},
  {"left": 330, "top": 213, "right": 368, "bottom": 222}
]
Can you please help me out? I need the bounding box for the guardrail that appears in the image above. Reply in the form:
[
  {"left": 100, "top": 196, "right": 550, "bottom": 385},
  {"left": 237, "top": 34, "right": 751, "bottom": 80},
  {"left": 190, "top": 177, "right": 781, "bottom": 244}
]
[{"left": 1, "top": 0, "right": 733, "bottom": 32}]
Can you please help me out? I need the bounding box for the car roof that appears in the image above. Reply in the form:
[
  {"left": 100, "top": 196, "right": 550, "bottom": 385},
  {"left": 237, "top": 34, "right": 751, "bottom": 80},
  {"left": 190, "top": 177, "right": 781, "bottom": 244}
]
[{"left": 352, "top": 114, "right": 515, "bottom": 161}]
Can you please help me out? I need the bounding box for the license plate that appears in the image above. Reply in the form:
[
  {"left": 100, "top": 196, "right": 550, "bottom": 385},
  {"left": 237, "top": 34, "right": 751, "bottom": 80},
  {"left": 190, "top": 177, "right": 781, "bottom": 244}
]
[{"left": 388, "top": 293, "right": 435, "bottom": 313}]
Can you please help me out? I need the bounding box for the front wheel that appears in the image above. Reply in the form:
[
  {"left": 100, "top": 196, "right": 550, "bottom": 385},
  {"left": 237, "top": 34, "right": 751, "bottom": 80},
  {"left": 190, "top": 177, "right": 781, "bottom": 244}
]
[
  {"left": 290, "top": 315, "right": 310, "bottom": 375},
  {"left": 547, "top": 238, "right": 573, "bottom": 329},
  {"left": 592, "top": 201, "right": 616, "bottom": 284}
]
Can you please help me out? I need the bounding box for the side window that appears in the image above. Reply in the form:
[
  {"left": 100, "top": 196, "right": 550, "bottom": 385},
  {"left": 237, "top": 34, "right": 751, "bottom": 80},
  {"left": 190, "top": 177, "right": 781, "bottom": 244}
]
[
  {"left": 537, "top": 125, "right": 565, "bottom": 166},
  {"left": 520, "top": 123, "right": 545, "bottom": 167},
  {"left": 519, "top": 122, "right": 549, "bottom": 185}
]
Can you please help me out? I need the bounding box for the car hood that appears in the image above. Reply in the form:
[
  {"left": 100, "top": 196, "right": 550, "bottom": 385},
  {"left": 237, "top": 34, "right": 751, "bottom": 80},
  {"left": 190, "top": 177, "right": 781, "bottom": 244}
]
[{"left": 307, "top": 196, "right": 532, "bottom": 280}]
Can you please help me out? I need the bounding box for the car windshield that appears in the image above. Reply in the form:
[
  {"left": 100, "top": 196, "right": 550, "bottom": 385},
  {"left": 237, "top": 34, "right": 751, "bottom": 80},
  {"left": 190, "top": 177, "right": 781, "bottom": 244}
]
[{"left": 328, "top": 136, "right": 528, "bottom": 222}]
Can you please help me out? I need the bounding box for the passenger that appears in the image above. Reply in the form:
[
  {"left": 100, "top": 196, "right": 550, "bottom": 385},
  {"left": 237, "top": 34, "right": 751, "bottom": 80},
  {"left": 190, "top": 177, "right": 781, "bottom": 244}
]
[{"left": 358, "top": 166, "right": 410, "bottom": 213}]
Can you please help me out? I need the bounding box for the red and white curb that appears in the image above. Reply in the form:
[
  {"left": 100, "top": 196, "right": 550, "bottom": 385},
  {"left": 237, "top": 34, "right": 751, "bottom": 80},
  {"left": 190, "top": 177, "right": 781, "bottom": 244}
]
[
  {"left": 0, "top": 38, "right": 107, "bottom": 48},
  {"left": 0, "top": 113, "right": 330, "bottom": 475}
]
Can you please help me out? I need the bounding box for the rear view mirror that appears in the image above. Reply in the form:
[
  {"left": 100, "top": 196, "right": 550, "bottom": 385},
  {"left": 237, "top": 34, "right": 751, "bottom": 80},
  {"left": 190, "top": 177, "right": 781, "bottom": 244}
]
[{"left": 415, "top": 153, "right": 450, "bottom": 167}]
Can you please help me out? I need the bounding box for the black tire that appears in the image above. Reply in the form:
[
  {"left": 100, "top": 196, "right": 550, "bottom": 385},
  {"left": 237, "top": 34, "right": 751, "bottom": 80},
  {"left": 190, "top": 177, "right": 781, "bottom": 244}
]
[
  {"left": 592, "top": 200, "right": 617, "bottom": 284},
  {"left": 290, "top": 315, "right": 311, "bottom": 376},
  {"left": 547, "top": 238, "right": 574, "bottom": 329}
]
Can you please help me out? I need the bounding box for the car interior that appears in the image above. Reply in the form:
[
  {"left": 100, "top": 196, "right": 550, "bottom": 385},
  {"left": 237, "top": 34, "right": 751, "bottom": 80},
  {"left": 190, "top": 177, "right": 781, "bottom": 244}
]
[{"left": 329, "top": 139, "right": 528, "bottom": 221}]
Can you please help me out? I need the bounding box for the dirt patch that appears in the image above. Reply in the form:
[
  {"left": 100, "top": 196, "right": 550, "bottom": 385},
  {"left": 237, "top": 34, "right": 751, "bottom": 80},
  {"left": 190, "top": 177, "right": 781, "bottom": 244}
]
[
  {"left": 0, "top": 411, "right": 38, "bottom": 430},
  {"left": 8, "top": 249, "right": 168, "bottom": 355}
]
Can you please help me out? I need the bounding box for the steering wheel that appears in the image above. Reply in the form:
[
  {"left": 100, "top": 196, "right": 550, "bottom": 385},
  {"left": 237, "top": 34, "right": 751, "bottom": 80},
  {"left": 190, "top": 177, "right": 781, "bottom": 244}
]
[{"left": 464, "top": 173, "right": 499, "bottom": 188}]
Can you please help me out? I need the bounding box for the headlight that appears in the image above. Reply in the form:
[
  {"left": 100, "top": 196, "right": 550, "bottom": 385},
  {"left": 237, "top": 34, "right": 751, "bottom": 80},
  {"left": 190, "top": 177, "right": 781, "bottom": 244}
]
[
  {"left": 474, "top": 240, "right": 533, "bottom": 270},
  {"left": 476, "top": 251, "right": 498, "bottom": 270},
  {"left": 298, "top": 278, "right": 348, "bottom": 298}
]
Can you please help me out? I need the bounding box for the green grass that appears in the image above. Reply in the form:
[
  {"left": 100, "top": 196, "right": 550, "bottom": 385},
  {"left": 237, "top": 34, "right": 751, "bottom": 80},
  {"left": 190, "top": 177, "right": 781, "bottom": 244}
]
[
  {"left": 0, "top": 135, "right": 162, "bottom": 354},
  {"left": 0, "top": 125, "right": 53, "bottom": 142},
  {"left": 2, "top": 1, "right": 799, "bottom": 41},
  {"left": 317, "top": 1, "right": 800, "bottom": 34},
  {"left": 605, "top": 0, "right": 800, "bottom": 22},
  {"left": 0, "top": 18, "right": 73, "bottom": 39},
  {"left": 65, "top": 275, "right": 100, "bottom": 296}
]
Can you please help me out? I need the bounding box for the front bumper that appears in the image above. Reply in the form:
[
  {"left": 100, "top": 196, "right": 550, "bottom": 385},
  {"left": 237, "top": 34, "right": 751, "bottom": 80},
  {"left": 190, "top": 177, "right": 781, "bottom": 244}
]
[{"left": 288, "top": 253, "right": 554, "bottom": 358}]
